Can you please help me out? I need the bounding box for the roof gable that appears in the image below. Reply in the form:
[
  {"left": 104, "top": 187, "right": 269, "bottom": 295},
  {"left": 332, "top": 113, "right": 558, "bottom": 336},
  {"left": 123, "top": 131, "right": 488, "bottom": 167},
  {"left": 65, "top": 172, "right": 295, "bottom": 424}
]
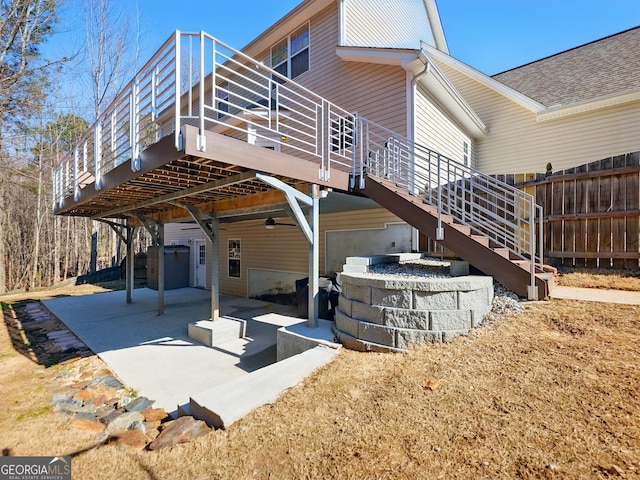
[
  {"left": 341, "top": 0, "right": 447, "bottom": 52},
  {"left": 493, "top": 26, "right": 640, "bottom": 108}
]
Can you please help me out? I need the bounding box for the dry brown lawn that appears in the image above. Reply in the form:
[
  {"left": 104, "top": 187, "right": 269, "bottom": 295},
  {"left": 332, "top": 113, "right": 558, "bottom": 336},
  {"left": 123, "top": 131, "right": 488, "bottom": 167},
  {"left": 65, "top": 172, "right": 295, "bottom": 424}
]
[
  {"left": 1, "top": 278, "right": 639, "bottom": 479},
  {"left": 557, "top": 267, "right": 640, "bottom": 291}
]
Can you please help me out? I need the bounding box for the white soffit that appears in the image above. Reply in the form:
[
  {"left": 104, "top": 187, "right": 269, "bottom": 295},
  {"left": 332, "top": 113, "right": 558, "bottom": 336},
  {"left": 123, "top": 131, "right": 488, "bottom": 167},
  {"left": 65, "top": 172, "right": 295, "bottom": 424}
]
[
  {"left": 537, "top": 89, "right": 640, "bottom": 122},
  {"left": 336, "top": 46, "right": 423, "bottom": 69}
]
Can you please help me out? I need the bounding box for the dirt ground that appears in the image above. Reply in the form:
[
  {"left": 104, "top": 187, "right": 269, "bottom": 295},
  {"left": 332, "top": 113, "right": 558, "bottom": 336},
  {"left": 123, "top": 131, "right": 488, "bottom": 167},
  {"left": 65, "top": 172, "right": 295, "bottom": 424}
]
[{"left": 1, "top": 274, "right": 639, "bottom": 479}]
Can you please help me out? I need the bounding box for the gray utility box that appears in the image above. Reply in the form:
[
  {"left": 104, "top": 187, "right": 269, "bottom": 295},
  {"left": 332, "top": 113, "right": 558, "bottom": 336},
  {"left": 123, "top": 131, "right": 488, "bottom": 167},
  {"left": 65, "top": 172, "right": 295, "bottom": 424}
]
[{"left": 147, "top": 245, "right": 190, "bottom": 290}]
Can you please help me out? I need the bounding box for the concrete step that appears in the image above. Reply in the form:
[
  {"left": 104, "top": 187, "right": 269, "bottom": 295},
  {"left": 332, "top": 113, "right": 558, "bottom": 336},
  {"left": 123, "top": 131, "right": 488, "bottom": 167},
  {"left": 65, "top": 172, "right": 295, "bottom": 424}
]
[{"left": 189, "top": 345, "right": 339, "bottom": 429}]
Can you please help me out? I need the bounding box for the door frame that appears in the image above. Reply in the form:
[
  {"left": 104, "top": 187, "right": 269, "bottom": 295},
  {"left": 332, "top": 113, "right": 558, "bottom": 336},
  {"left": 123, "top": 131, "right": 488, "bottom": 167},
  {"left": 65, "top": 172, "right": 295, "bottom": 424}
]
[{"left": 194, "top": 239, "right": 207, "bottom": 288}]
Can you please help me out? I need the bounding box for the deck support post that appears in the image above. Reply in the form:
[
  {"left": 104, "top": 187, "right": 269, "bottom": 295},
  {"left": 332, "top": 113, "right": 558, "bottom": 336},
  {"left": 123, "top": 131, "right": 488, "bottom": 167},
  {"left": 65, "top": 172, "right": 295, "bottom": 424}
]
[
  {"left": 308, "top": 185, "right": 320, "bottom": 328},
  {"left": 125, "top": 224, "right": 136, "bottom": 304},
  {"left": 99, "top": 219, "right": 136, "bottom": 304},
  {"left": 210, "top": 216, "right": 220, "bottom": 321},
  {"left": 255, "top": 173, "right": 321, "bottom": 328},
  {"left": 167, "top": 201, "right": 220, "bottom": 321},
  {"left": 131, "top": 214, "right": 165, "bottom": 315}
]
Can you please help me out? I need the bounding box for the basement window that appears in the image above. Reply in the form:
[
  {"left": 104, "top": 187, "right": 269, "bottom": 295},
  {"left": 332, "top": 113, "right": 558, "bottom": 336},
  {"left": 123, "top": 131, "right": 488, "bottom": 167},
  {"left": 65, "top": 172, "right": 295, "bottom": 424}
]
[{"left": 271, "top": 23, "right": 310, "bottom": 83}]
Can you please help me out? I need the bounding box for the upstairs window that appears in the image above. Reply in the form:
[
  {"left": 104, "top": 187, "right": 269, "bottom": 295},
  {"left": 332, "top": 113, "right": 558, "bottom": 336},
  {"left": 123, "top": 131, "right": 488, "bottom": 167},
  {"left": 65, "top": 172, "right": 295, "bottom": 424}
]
[
  {"left": 271, "top": 24, "right": 310, "bottom": 82},
  {"left": 463, "top": 141, "right": 470, "bottom": 167}
]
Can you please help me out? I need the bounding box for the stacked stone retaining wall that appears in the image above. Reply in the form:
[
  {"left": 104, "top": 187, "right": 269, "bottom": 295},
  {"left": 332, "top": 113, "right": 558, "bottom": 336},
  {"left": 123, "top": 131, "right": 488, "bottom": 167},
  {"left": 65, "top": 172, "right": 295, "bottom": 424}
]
[{"left": 333, "top": 271, "right": 493, "bottom": 353}]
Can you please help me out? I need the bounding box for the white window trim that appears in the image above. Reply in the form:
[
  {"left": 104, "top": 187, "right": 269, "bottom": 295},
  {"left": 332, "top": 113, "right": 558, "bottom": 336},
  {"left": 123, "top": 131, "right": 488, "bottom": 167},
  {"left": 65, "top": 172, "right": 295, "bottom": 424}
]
[{"left": 270, "top": 22, "right": 311, "bottom": 81}]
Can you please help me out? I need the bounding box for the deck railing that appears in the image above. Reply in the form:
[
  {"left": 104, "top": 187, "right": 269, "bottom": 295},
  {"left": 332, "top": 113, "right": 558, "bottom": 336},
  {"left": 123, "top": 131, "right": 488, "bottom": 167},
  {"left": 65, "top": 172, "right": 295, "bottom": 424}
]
[
  {"left": 53, "top": 30, "right": 354, "bottom": 207},
  {"left": 356, "top": 117, "right": 544, "bottom": 299}
]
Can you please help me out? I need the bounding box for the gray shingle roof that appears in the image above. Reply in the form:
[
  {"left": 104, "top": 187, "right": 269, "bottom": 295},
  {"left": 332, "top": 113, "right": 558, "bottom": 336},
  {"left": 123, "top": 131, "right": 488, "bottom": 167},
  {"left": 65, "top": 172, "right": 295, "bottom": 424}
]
[{"left": 492, "top": 26, "right": 640, "bottom": 107}]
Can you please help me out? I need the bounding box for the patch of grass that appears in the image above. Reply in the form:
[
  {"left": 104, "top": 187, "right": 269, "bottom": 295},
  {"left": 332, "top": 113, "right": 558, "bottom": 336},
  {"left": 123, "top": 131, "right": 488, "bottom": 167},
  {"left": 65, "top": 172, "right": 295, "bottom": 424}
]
[
  {"left": 16, "top": 406, "right": 51, "bottom": 422},
  {"left": 556, "top": 267, "right": 640, "bottom": 291}
]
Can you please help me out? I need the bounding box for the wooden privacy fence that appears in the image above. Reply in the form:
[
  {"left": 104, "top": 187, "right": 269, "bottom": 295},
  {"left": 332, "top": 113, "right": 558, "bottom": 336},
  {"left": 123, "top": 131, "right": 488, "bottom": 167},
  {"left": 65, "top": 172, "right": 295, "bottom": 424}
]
[{"left": 503, "top": 151, "right": 640, "bottom": 269}]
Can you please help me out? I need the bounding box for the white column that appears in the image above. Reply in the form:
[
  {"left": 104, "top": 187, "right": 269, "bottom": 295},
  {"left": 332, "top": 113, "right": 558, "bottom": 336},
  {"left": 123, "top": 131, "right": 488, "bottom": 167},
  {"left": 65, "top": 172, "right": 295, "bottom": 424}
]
[
  {"left": 157, "top": 223, "right": 165, "bottom": 315},
  {"left": 210, "top": 217, "right": 220, "bottom": 321},
  {"left": 307, "top": 185, "right": 320, "bottom": 328}
]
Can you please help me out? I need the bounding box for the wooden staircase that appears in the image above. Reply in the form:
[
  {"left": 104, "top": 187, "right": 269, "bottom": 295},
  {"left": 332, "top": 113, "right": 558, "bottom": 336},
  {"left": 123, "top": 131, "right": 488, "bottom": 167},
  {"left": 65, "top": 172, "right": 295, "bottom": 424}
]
[{"left": 355, "top": 175, "right": 553, "bottom": 299}]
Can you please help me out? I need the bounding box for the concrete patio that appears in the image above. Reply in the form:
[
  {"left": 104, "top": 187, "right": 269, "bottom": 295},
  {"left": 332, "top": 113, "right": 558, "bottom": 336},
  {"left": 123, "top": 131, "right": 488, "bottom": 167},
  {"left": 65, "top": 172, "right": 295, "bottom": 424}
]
[{"left": 42, "top": 288, "right": 336, "bottom": 417}]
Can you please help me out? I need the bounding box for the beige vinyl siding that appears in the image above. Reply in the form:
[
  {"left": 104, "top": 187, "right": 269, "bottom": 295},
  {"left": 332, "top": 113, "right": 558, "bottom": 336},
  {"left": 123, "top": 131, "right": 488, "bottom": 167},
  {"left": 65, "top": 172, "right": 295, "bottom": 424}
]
[
  {"left": 435, "top": 60, "right": 640, "bottom": 174},
  {"left": 415, "top": 84, "right": 474, "bottom": 166},
  {"left": 215, "top": 208, "right": 405, "bottom": 297},
  {"left": 250, "top": 3, "right": 408, "bottom": 136},
  {"left": 344, "top": 0, "right": 435, "bottom": 49}
]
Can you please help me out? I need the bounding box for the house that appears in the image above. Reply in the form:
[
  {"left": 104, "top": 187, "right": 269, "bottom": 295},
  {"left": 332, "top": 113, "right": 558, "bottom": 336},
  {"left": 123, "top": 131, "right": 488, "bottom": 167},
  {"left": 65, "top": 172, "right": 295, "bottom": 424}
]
[{"left": 51, "top": 0, "right": 639, "bottom": 332}]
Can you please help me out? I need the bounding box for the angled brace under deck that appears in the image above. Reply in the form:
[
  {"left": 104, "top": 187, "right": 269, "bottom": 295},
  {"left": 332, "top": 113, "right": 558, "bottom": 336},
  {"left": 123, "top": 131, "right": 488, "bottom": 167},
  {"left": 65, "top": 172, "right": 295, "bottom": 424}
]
[
  {"left": 96, "top": 218, "right": 137, "bottom": 304},
  {"left": 255, "top": 173, "right": 320, "bottom": 328},
  {"left": 130, "top": 214, "right": 164, "bottom": 246},
  {"left": 167, "top": 201, "right": 217, "bottom": 245},
  {"left": 256, "top": 173, "right": 313, "bottom": 244},
  {"left": 98, "top": 219, "right": 132, "bottom": 245}
]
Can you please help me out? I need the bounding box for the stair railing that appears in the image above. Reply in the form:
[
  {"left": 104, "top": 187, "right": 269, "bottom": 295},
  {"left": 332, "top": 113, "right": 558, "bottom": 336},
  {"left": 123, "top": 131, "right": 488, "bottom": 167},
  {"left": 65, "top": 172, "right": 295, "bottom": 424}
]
[{"left": 357, "top": 117, "right": 544, "bottom": 299}]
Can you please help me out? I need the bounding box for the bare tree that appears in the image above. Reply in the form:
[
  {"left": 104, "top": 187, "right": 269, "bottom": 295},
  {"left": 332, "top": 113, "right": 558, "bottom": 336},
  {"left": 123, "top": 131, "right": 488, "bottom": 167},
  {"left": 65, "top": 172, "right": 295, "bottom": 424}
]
[
  {"left": 84, "top": 0, "right": 139, "bottom": 119},
  {"left": 0, "top": 0, "right": 58, "bottom": 293}
]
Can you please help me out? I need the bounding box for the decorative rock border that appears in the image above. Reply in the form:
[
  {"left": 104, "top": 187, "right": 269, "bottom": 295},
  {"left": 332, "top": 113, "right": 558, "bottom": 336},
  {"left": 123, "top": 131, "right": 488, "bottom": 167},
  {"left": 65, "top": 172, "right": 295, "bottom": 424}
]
[{"left": 333, "top": 257, "right": 494, "bottom": 352}]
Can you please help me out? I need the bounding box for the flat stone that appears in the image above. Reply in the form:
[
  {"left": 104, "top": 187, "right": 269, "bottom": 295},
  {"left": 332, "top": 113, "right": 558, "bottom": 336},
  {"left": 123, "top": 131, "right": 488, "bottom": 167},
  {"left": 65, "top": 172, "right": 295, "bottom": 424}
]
[
  {"left": 99, "top": 409, "right": 122, "bottom": 424},
  {"left": 148, "top": 416, "right": 211, "bottom": 450},
  {"left": 72, "top": 418, "right": 105, "bottom": 433},
  {"left": 107, "top": 430, "right": 148, "bottom": 450},
  {"left": 104, "top": 411, "right": 145, "bottom": 433},
  {"left": 52, "top": 395, "right": 84, "bottom": 414},
  {"left": 126, "top": 396, "right": 155, "bottom": 413},
  {"left": 89, "top": 375, "right": 124, "bottom": 390},
  {"left": 73, "top": 411, "right": 99, "bottom": 422},
  {"left": 142, "top": 407, "right": 169, "bottom": 423}
]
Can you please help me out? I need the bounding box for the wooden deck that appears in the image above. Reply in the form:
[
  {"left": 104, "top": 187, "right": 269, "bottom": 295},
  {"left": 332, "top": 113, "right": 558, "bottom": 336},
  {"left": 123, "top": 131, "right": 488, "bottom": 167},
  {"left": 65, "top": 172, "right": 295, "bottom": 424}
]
[{"left": 55, "top": 125, "right": 352, "bottom": 223}]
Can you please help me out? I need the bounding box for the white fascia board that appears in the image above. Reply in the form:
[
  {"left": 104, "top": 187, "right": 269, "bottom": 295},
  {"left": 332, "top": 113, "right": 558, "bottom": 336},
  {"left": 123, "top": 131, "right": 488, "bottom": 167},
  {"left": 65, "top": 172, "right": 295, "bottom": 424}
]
[
  {"left": 336, "top": 46, "right": 422, "bottom": 69},
  {"left": 336, "top": 45, "right": 487, "bottom": 137},
  {"left": 420, "top": 51, "right": 488, "bottom": 138},
  {"left": 423, "top": 43, "right": 546, "bottom": 114},
  {"left": 537, "top": 89, "right": 640, "bottom": 122},
  {"left": 423, "top": 0, "right": 448, "bottom": 54},
  {"left": 241, "top": 0, "right": 334, "bottom": 58}
]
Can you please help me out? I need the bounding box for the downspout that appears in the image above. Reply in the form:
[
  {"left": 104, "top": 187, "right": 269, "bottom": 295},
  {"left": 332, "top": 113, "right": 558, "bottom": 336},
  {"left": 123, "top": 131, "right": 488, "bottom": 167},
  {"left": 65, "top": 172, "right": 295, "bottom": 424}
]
[{"left": 408, "top": 54, "right": 430, "bottom": 252}]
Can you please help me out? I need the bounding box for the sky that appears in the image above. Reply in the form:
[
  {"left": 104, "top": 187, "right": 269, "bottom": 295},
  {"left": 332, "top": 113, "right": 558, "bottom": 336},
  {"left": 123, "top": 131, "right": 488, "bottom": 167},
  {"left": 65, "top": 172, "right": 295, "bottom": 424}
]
[
  {"left": 45, "top": 0, "right": 640, "bottom": 75},
  {"left": 40, "top": 0, "right": 640, "bottom": 118}
]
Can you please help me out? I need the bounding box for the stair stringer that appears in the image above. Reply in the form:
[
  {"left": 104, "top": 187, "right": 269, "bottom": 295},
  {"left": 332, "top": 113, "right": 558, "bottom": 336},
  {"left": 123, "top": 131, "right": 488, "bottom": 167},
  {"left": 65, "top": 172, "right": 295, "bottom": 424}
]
[{"left": 356, "top": 175, "right": 550, "bottom": 299}]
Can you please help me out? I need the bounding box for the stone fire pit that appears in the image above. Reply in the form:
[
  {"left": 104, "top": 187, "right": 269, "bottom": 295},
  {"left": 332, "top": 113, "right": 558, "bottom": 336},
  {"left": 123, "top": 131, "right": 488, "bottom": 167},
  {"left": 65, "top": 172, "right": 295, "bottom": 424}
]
[{"left": 332, "top": 254, "right": 494, "bottom": 352}]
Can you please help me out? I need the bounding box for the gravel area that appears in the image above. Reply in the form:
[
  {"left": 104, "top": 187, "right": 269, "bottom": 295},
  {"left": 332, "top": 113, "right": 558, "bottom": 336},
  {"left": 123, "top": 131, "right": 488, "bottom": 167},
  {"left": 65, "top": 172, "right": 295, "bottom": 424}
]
[
  {"left": 365, "top": 258, "right": 525, "bottom": 319},
  {"left": 367, "top": 258, "right": 451, "bottom": 278}
]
